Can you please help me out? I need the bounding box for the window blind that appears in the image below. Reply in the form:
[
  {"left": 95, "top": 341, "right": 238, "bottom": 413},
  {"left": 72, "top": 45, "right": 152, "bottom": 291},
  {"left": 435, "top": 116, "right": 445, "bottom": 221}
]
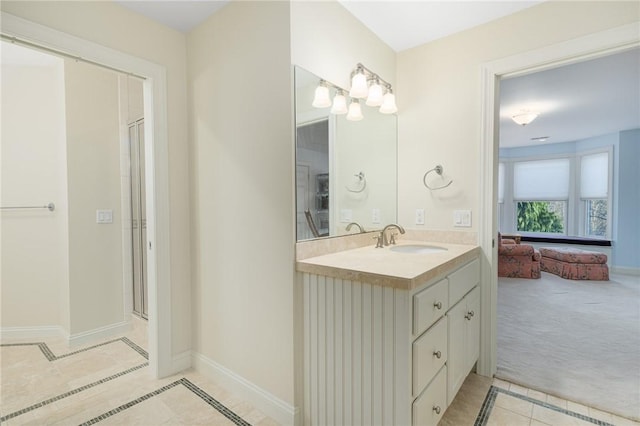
[
  {"left": 580, "top": 152, "right": 608, "bottom": 199},
  {"left": 513, "top": 158, "right": 570, "bottom": 200}
]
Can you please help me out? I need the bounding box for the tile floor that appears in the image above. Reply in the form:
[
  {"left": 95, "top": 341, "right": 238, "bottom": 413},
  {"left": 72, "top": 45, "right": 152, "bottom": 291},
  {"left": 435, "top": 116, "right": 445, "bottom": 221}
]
[
  {"left": 3, "top": 317, "right": 638, "bottom": 426},
  {"left": 442, "top": 374, "right": 640, "bottom": 426},
  {"left": 0, "top": 317, "right": 278, "bottom": 425}
]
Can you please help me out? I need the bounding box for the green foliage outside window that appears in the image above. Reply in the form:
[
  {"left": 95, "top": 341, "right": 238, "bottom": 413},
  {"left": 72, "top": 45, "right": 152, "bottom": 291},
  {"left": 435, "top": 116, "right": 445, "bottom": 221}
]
[{"left": 517, "top": 201, "right": 564, "bottom": 233}]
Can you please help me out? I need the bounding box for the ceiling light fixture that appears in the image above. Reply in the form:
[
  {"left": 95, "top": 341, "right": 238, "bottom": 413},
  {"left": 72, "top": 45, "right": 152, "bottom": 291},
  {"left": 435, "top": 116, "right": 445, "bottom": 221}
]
[{"left": 511, "top": 110, "right": 539, "bottom": 126}]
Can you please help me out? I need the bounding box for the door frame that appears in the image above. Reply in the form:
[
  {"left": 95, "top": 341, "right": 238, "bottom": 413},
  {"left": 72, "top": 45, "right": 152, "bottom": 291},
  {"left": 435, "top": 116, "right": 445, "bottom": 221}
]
[
  {"left": 477, "top": 22, "right": 640, "bottom": 376},
  {"left": 1, "top": 12, "right": 174, "bottom": 378}
]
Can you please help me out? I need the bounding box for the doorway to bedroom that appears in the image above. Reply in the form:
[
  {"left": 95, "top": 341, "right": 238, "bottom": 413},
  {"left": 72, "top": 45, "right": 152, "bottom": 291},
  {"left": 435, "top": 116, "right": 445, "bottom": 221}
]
[{"left": 495, "top": 47, "right": 640, "bottom": 421}]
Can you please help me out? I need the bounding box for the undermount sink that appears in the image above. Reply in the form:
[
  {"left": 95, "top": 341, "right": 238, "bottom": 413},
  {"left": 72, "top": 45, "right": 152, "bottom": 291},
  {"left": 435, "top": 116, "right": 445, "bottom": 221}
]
[{"left": 389, "top": 244, "right": 448, "bottom": 254}]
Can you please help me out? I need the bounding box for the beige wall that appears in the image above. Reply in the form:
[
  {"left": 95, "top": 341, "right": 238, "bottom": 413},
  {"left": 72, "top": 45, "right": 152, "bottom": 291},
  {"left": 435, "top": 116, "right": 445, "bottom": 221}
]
[
  {"left": 291, "top": 1, "right": 396, "bottom": 90},
  {"left": 1, "top": 47, "right": 70, "bottom": 331},
  {"left": 397, "top": 1, "right": 640, "bottom": 232},
  {"left": 188, "top": 0, "right": 295, "bottom": 406},
  {"left": 1, "top": 1, "right": 192, "bottom": 353},
  {"left": 64, "top": 59, "right": 124, "bottom": 335}
]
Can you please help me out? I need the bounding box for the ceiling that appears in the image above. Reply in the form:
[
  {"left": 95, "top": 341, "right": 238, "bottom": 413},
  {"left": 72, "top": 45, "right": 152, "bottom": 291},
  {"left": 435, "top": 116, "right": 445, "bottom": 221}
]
[
  {"left": 499, "top": 48, "right": 640, "bottom": 148},
  {"left": 115, "top": 1, "right": 229, "bottom": 33},
  {"left": 115, "top": 1, "right": 542, "bottom": 50},
  {"left": 113, "top": 1, "right": 639, "bottom": 148},
  {"left": 337, "top": 1, "right": 542, "bottom": 51}
]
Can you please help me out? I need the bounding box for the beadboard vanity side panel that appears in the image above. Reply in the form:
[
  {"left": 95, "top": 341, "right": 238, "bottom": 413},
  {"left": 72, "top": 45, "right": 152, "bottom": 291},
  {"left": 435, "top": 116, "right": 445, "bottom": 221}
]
[{"left": 303, "top": 273, "right": 411, "bottom": 426}]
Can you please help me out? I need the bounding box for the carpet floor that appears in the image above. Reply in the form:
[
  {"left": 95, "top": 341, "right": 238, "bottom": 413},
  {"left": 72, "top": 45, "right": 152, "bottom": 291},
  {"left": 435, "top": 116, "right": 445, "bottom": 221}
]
[{"left": 497, "top": 271, "right": 640, "bottom": 421}]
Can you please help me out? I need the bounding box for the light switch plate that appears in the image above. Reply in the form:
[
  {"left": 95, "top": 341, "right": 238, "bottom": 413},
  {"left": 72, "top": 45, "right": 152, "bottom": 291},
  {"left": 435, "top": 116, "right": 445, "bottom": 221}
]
[
  {"left": 340, "top": 209, "right": 353, "bottom": 223},
  {"left": 372, "top": 208, "right": 381, "bottom": 224},
  {"left": 96, "top": 209, "right": 113, "bottom": 224},
  {"left": 453, "top": 210, "right": 471, "bottom": 227},
  {"left": 415, "top": 209, "right": 425, "bottom": 225}
]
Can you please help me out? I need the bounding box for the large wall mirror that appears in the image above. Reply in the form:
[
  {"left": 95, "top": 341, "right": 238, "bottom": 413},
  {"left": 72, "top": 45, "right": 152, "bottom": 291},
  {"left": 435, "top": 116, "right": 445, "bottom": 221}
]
[{"left": 295, "top": 66, "right": 398, "bottom": 241}]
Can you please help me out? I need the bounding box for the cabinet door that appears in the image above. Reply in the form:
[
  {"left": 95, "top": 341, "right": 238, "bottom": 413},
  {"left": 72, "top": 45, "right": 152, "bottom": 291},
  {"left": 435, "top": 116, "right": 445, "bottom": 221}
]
[
  {"left": 448, "top": 259, "right": 479, "bottom": 307},
  {"left": 465, "top": 286, "right": 481, "bottom": 373},
  {"left": 413, "top": 366, "right": 447, "bottom": 426},
  {"left": 446, "top": 299, "right": 467, "bottom": 406}
]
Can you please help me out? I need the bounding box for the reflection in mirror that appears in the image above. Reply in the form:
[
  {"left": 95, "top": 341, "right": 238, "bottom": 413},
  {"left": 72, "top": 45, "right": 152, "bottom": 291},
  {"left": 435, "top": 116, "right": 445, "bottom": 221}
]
[{"left": 295, "top": 66, "right": 397, "bottom": 241}]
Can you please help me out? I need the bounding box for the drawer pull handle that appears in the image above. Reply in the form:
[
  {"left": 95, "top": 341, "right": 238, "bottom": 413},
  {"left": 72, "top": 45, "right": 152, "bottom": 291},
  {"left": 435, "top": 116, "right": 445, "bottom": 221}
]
[
  {"left": 433, "top": 301, "right": 443, "bottom": 310},
  {"left": 433, "top": 350, "right": 442, "bottom": 359},
  {"left": 433, "top": 406, "right": 441, "bottom": 415}
]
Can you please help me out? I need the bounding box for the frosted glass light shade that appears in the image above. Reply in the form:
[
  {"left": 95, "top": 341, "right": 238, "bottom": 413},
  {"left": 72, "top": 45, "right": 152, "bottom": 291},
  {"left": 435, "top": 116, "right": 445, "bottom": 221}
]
[
  {"left": 349, "top": 72, "right": 368, "bottom": 99},
  {"left": 331, "top": 91, "right": 348, "bottom": 114},
  {"left": 512, "top": 111, "right": 539, "bottom": 126},
  {"left": 312, "top": 84, "right": 331, "bottom": 108},
  {"left": 346, "top": 99, "right": 363, "bottom": 121},
  {"left": 366, "top": 81, "right": 384, "bottom": 106},
  {"left": 379, "top": 92, "right": 398, "bottom": 114}
]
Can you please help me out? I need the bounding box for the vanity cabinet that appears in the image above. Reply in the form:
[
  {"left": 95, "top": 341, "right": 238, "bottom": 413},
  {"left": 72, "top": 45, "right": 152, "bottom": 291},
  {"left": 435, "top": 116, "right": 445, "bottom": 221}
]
[
  {"left": 300, "top": 249, "right": 480, "bottom": 426},
  {"left": 446, "top": 285, "right": 480, "bottom": 405}
]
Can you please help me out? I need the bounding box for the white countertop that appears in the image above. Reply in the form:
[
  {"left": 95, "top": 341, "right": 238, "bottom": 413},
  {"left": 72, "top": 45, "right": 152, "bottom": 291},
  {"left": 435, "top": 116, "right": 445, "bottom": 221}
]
[{"left": 296, "top": 240, "right": 480, "bottom": 290}]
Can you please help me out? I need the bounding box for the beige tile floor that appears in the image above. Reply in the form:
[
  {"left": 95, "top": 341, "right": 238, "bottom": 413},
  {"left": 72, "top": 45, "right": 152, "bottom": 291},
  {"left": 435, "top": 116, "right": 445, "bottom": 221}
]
[
  {"left": 0, "top": 317, "right": 278, "bottom": 426},
  {"left": 4, "top": 317, "right": 638, "bottom": 426},
  {"left": 442, "top": 374, "right": 640, "bottom": 426}
]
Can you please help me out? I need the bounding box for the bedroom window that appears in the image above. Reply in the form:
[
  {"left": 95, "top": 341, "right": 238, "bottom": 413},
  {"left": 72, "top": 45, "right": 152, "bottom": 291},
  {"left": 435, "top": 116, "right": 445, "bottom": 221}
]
[
  {"left": 580, "top": 151, "right": 610, "bottom": 238},
  {"left": 513, "top": 158, "right": 570, "bottom": 235}
]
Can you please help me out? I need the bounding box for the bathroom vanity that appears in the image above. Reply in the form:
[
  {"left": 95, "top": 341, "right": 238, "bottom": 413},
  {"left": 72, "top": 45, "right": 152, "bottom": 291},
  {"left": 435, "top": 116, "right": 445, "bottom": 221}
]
[{"left": 297, "top": 240, "right": 480, "bottom": 426}]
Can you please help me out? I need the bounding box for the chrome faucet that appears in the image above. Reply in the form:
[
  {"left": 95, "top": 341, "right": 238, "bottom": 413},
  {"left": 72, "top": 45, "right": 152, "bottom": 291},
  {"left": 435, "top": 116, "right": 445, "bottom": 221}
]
[
  {"left": 346, "top": 222, "right": 365, "bottom": 234},
  {"left": 379, "top": 223, "right": 405, "bottom": 246}
]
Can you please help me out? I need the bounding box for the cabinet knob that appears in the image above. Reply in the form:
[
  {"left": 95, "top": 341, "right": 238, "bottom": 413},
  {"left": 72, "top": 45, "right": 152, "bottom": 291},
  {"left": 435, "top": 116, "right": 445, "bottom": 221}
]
[
  {"left": 433, "top": 350, "right": 442, "bottom": 359},
  {"left": 433, "top": 301, "right": 442, "bottom": 310},
  {"left": 433, "top": 406, "right": 441, "bottom": 415},
  {"left": 468, "top": 310, "right": 475, "bottom": 317}
]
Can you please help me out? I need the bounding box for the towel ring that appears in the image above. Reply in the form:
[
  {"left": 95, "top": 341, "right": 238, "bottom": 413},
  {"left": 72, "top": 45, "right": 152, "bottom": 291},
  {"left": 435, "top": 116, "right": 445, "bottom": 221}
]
[
  {"left": 346, "top": 171, "right": 367, "bottom": 193},
  {"left": 423, "top": 165, "right": 453, "bottom": 190}
]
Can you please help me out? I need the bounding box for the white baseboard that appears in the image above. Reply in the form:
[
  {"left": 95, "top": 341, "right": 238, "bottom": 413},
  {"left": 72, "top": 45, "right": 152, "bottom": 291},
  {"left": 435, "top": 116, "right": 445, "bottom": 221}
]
[
  {"left": 68, "top": 320, "right": 130, "bottom": 347},
  {"left": 192, "top": 351, "right": 297, "bottom": 426},
  {"left": 611, "top": 266, "right": 640, "bottom": 276},
  {"left": 0, "top": 325, "right": 67, "bottom": 341},
  {"left": 171, "top": 350, "right": 192, "bottom": 374}
]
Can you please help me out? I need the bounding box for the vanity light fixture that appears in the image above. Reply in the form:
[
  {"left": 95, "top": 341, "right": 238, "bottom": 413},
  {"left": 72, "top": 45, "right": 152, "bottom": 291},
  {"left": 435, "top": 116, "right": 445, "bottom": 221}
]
[
  {"left": 349, "top": 65, "right": 369, "bottom": 99},
  {"left": 331, "top": 89, "right": 348, "bottom": 115},
  {"left": 311, "top": 63, "right": 397, "bottom": 120},
  {"left": 311, "top": 80, "right": 332, "bottom": 108},
  {"left": 366, "top": 77, "right": 384, "bottom": 107},
  {"left": 512, "top": 110, "right": 539, "bottom": 126},
  {"left": 346, "top": 98, "right": 363, "bottom": 121},
  {"left": 379, "top": 86, "right": 398, "bottom": 114}
]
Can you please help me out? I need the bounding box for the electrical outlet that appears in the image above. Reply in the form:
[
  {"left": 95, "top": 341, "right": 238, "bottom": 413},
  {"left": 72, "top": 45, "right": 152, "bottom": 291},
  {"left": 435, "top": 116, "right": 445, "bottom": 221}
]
[
  {"left": 340, "top": 209, "right": 353, "bottom": 223},
  {"left": 96, "top": 209, "right": 113, "bottom": 224},
  {"left": 372, "top": 208, "right": 381, "bottom": 224},
  {"left": 453, "top": 210, "right": 471, "bottom": 227},
  {"left": 415, "top": 209, "right": 425, "bottom": 225}
]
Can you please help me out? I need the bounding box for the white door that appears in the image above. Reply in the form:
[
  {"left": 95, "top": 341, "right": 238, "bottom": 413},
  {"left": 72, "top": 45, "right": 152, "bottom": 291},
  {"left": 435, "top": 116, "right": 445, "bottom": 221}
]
[{"left": 129, "top": 119, "right": 148, "bottom": 319}]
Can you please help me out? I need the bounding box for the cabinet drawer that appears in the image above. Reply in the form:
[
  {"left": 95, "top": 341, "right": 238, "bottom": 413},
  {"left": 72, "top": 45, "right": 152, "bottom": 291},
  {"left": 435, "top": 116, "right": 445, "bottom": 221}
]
[
  {"left": 412, "top": 365, "right": 447, "bottom": 426},
  {"left": 413, "top": 316, "right": 447, "bottom": 396},
  {"left": 448, "top": 259, "right": 479, "bottom": 307},
  {"left": 413, "top": 278, "right": 448, "bottom": 336}
]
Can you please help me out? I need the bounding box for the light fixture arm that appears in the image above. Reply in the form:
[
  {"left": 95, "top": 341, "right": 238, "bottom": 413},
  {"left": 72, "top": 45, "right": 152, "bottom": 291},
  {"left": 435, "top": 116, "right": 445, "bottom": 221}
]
[{"left": 352, "top": 62, "right": 393, "bottom": 91}]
